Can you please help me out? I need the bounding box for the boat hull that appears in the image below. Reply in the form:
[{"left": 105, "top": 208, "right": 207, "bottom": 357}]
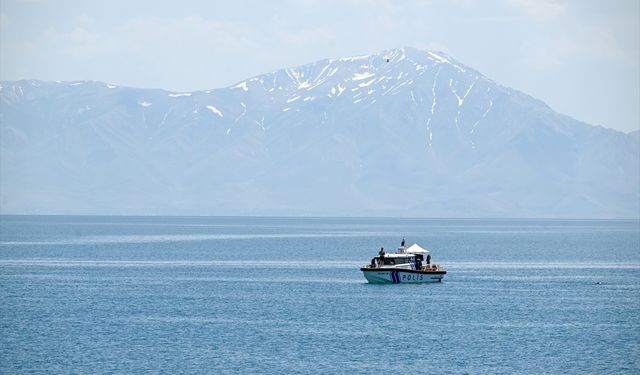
[{"left": 360, "top": 268, "right": 446, "bottom": 284}]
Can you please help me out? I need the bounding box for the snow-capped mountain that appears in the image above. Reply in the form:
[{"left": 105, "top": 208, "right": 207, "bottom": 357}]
[{"left": 1, "top": 47, "right": 638, "bottom": 218}]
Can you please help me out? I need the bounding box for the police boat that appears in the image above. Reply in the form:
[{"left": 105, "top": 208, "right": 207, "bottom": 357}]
[{"left": 360, "top": 240, "right": 446, "bottom": 284}]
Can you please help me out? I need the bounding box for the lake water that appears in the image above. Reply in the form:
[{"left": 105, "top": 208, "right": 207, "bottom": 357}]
[{"left": 1, "top": 216, "right": 639, "bottom": 374}]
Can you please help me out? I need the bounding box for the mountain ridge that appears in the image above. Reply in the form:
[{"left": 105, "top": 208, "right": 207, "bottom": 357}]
[{"left": 1, "top": 47, "right": 638, "bottom": 218}]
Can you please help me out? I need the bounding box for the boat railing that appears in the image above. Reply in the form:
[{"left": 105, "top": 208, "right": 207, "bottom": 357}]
[{"left": 364, "top": 263, "right": 444, "bottom": 271}]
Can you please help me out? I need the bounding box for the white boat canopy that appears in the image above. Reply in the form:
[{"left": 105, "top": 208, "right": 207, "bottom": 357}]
[{"left": 405, "top": 243, "right": 429, "bottom": 254}]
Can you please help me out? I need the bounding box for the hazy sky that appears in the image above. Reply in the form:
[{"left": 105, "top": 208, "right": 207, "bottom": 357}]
[{"left": 1, "top": 0, "right": 638, "bottom": 132}]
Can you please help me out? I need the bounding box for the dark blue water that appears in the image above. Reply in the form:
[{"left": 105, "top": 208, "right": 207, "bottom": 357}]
[{"left": 1, "top": 216, "right": 639, "bottom": 374}]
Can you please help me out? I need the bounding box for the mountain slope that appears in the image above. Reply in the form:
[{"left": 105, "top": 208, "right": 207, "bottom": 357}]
[{"left": 1, "top": 47, "right": 638, "bottom": 218}]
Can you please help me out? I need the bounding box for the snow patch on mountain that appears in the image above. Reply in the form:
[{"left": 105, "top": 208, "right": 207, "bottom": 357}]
[
  {"left": 206, "top": 105, "right": 223, "bottom": 117},
  {"left": 353, "top": 72, "right": 375, "bottom": 81},
  {"left": 358, "top": 79, "right": 376, "bottom": 88},
  {"left": 233, "top": 81, "right": 249, "bottom": 91}
]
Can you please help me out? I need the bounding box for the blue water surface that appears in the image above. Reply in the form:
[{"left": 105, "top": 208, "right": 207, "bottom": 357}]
[{"left": 1, "top": 216, "right": 639, "bottom": 374}]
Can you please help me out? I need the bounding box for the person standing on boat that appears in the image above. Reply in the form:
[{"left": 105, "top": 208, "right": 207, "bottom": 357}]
[
  {"left": 426, "top": 254, "right": 431, "bottom": 265},
  {"left": 401, "top": 238, "right": 405, "bottom": 247}
]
